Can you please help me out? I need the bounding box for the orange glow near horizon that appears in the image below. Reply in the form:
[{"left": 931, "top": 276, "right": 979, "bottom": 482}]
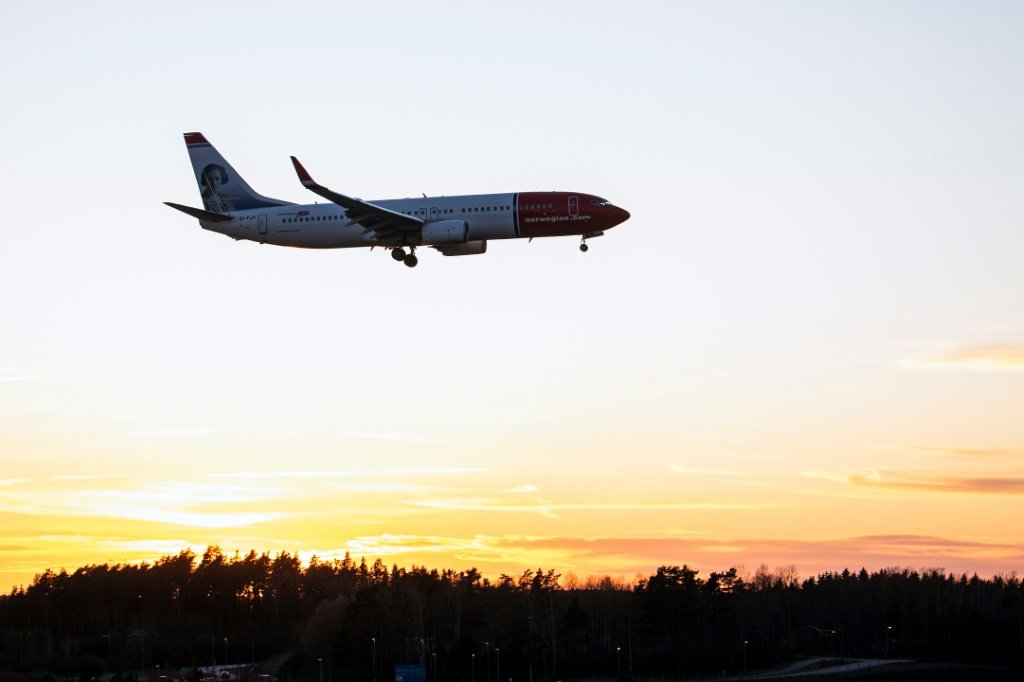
[{"left": 3, "top": 421, "right": 1024, "bottom": 592}]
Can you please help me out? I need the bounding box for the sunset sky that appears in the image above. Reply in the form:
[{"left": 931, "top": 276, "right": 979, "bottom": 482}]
[{"left": 2, "top": 1, "right": 1023, "bottom": 592}]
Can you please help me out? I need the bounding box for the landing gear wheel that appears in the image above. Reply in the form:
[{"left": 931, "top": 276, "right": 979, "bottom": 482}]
[
  {"left": 580, "top": 242, "right": 589, "bottom": 253},
  {"left": 403, "top": 254, "right": 419, "bottom": 268},
  {"left": 391, "top": 248, "right": 406, "bottom": 261}
]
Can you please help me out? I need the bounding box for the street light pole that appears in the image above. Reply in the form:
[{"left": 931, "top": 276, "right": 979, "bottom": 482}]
[
  {"left": 743, "top": 640, "right": 749, "bottom": 675},
  {"left": 616, "top": 647, "right": 621, "bottom": 680},
  {"left": 484, "top": 643, "right": 490, "bottom": 682},
  {"left": 317, "top": 657, "right": 323, "bottom": 682},
  {"left": 471, "top": 653, "right": 476, "bottom": 682},
  {"left": 495, "top": 648, "right": 500, "bottom": 682},
  {"left": 102, "top": 634, "right": 111, "bottom": 672},
  {"left": 371, "top": 637, "right": 377, "bottom": 682}
]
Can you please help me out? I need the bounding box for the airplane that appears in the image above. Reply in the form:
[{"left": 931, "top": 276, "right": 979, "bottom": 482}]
[{"left": 165, "top": 133, "right": 630, "bottom": 267}]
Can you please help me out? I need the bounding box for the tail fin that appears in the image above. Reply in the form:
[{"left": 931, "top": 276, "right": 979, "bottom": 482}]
[{"left": 183, "top": 132, "right": 290, "bottom": 212}]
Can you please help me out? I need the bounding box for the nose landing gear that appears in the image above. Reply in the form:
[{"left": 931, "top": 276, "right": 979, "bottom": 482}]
[{"left": 580, "top": 238, "right": 589, "bottom": 253}]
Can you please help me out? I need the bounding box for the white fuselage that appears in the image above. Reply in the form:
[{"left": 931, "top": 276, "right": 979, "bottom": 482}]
[{"left": 204, "top": 193, "right": 517, "bottom": 248}]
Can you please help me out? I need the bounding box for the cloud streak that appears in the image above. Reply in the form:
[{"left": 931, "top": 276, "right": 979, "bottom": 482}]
[
  {"left": 409, "top": 497, "right": 778, "bottom": 517},
  {"left": 0, "top": 480, "right": 289, "bottom": 528},
  {"left": 912, "top": 446, "right": 1014, "bottom": 458},
  {"left": 120, "top": 427, "right": 223, "bottom": 439},
  {"left": 211, "top": 467, "right": 487, "bottom": 480},
  {"left": 850, "top": 473, "right": 1024, "bottom": 495},
  {"left": 337, "top": 429, "right": 452, "bottom": 443},
  {"left": 915, "top": 344, "right": 1024, "bottom": 372}
]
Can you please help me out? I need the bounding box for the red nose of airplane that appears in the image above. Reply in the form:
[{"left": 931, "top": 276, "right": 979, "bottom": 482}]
[{"left": 609, "top": 205, "right": 630, "bottom": 227}]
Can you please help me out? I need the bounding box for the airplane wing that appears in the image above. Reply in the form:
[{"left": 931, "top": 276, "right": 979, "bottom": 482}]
[{"left": 290, "top": 156, "right": 423, "bottom": 237}]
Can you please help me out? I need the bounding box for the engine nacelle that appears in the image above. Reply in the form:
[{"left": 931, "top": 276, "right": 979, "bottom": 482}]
[
  {"left": 434, "top": 240, "right": 488, "bottom": 257},
  {"left": 421, "top": 220, "right": 468, "bottom": 245}
]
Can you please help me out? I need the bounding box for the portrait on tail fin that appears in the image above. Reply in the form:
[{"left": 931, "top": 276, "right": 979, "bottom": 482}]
[{"left": 200, "top": 163, "right": 235, "bottom": 212}]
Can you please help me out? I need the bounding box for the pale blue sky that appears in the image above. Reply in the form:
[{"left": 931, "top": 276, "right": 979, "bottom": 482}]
[{"left": 1, "top": 1, "right": 1023, "bottom": 589}]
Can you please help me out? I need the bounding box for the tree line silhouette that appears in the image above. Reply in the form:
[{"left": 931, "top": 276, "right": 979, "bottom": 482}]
[{"left": 1, "top": 547, "right": 1021, "bottom": 680}]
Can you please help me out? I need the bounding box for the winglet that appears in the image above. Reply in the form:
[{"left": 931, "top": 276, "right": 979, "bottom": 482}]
[{"left": 290, "top": 156, "right": 315, "bottom": 187}]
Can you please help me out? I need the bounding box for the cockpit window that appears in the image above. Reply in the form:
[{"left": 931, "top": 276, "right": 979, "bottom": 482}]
[{"left": 591, "top": 198, "right": 610, "bottom": 206}]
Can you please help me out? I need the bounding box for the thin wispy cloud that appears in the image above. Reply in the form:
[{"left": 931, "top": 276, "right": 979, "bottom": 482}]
[
  {"left": 212, "top": 466, "right": 488, "bottom": 480},
  {"left": 913, "top": 344, "right": 1024, "bottom": 372},
  {"left": 670, "top": 465, "right": 783, "bottom": 477},
  {"left": 849, "top": 472, "right": 1024, "bottom": 495},
  {"left": 444, "top": 416, "right": 557, "bottom": 426},
  {"left": 337, "top": 429, "right": 451, "bottom": 443},
  {"left": 329, "top": 482, "right": 433, "bottom": 493},
  {"left": 0, "top": 480, "right": 289, "bottom": 528},
  {"left": 120, "top": 427, "right": 223, "bottom": 439},
  {"left": 514, "top": 534, "right": 1024, "bottom": 563},
  {"left": 912, "top": 446, "right": 1013, "bottom": 458},
  {"left": 410, "top": 497, "right": 778, "bottom": 517},
  {"left": 0, "top": 367, "right": 34, "bottom": 383},
  {"left": 15, "top": 534, "right": 200, "bottom": 556},
  {"left": 503, "top": 484, "right": 539, "bottom": 494},
  {"left": 49, "top": 474, "right": 142, "bottom": 482}
]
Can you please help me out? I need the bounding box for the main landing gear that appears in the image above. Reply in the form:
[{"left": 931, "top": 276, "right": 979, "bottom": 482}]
[{"left": 391, "top": 247, "right": 418, "bottom": 268}]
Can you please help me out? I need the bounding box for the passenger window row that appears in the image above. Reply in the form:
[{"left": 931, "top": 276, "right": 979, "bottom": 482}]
[
  {"left": 280, "top": 202, "right": 544, "bottom": 224},
  {"left": 461, "top": 206, "right": 510, "bottom": 213},
  {"left": 283, "top": 215, "right": 342, "bottom": 223},
  {"left": 401, "top": 209, "right": 457, "bottom": 216}
]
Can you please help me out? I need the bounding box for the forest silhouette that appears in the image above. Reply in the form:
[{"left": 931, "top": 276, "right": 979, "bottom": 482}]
[{"left": 1, "top": 547, "right": 1022, "bottom": 680}]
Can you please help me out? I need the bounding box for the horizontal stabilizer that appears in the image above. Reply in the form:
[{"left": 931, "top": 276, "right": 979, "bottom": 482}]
[{"left": 164, "top": 202, "right": 234, "bottom": 222}]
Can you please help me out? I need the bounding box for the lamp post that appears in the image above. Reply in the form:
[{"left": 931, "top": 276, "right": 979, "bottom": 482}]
[
  {"left": 317, "top": 657, "right": 323, "bottom": 682},
  {"left": 495, "top": 648, "right": 500, "bottom": 682},
  {"left": 243, "top": 633, "right": 255, "bottom": 672},
  {"left": 371, "top": 637, "right": 376, "bottom": 682},
  {"left": 484, "top": 643, "right": 490, "bottom": 682},
  {"left": 885, "top": 625, "right": 892, "bottom": 658},
  {"left": 616, "top": 646, "right": 621, "bottom": 679},
  {"left": 471, "top": 653, "right": 476, "bottom": 682},
  {"left": 431, "top": 652, "right": 437, "bottom": 682},
  {"left": 102, "top": 634, "right": 111, "bottom": 672},
  {"left": 201, "top": 635, "right": 215, "bottom": 668},
  {"left": 743, "top": 640, "right": 749, "bottom": 675},
  {"left": 128, "top": 631, "right": 146, "bottom": 671}
]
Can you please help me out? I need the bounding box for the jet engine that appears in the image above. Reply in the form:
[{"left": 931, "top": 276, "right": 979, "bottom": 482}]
[
  {"left": 434, "top": 240, "right": 487, "bottom": 256},
  {"left": 421, "top": 220, "right": 468, "bottom": 244}
]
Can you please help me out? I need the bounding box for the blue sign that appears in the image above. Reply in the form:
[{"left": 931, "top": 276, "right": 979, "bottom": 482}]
[{"left": 394, "top": 665, "right": 425, "bottom": 682}]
